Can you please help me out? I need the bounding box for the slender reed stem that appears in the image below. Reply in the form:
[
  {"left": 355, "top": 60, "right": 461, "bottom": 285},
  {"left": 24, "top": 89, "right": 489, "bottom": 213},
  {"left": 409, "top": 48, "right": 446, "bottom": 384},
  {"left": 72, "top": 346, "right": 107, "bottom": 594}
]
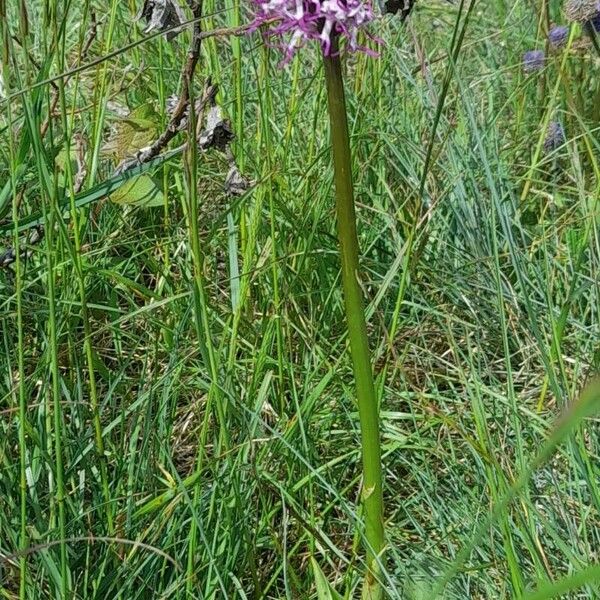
[
  {"left": 15, "top": 7, "right": 69, "bottom": 591},
  {"left": 53, "top": 0, "right": 114, "bottom": 535},
  {"left": 1, "top": 29, "right": 28, "bottom": 598},
  {"left": 322, "top": 46, "right": 384, "bottom": 600}
]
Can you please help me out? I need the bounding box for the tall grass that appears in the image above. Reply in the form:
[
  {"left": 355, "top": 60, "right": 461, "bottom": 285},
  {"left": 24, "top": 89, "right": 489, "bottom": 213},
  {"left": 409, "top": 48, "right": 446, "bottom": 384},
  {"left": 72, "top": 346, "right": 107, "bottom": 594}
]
[{"left": 0, "top": 1, "right": 599, "bottom": 598}]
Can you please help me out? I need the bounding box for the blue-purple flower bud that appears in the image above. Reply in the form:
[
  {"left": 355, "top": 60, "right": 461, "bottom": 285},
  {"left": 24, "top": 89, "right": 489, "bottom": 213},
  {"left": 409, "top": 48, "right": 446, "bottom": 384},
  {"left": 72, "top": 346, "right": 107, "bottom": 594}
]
[
  {"left": 523, "top": 50, "right": 545, "bottom": 73},
  {"left": 544, "top": 121, "right": 566, "bottom": 152},
  {"left": 548, "top": 25, "right": 569, "bottom": 48}
]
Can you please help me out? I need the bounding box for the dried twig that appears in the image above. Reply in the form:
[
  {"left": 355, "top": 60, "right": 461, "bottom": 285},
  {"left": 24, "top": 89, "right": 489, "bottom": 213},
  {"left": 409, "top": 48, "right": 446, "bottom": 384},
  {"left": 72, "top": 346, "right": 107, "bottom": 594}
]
[
  {"left": 114, "top": 81, "right": 218, "bottom": 174},
  {"left": 115, "top": 1, "right": 205, "bottom": 174}
]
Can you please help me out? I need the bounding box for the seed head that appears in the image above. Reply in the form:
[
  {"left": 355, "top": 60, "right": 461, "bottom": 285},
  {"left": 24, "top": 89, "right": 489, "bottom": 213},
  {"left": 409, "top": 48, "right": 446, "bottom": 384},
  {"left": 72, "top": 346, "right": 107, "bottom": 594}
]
[
  {"left": 250, "top": 0, "right": 379, "bottom": 63},
  {"left": 523, "top": 49, "right": 545, "bottom": 73},
  {"left": 564, "top": 0, "right": 600, "bottom": 23}
]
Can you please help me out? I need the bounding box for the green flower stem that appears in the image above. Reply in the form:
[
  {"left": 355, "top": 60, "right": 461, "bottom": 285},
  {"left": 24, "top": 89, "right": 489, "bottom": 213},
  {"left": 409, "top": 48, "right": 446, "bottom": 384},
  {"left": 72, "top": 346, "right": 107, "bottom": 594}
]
[{"left": 323, "top": 47, "right": 385, "bottom": 600}]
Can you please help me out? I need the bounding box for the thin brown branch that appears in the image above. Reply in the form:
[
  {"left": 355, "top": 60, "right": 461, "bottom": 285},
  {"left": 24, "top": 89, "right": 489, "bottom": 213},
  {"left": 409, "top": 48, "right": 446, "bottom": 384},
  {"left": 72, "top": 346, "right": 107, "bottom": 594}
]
[{"left": 115, "top": 1, "right": 208, "bottom": 174}]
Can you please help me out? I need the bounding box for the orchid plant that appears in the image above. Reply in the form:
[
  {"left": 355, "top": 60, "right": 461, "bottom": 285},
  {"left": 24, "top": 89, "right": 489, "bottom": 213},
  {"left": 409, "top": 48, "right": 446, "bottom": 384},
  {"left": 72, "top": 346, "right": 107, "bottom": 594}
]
[{"left": 250, "top": 1, "right": 385, "bottom": 598}]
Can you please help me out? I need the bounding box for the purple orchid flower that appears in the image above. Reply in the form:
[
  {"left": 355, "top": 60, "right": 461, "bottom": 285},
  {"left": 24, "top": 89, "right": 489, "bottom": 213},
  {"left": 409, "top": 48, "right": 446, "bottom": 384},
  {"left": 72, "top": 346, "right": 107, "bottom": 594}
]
[{"left": 250, "top": 0, "right": 379, "bottom": 63}]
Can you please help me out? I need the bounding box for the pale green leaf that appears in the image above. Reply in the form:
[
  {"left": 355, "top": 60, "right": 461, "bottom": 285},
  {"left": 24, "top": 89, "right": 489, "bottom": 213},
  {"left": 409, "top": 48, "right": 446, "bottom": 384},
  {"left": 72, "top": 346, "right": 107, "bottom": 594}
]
[
  {"left": 311, "top": 557, "right": 342, "bottom": 600},
  {"left": 102, "top": 103, "right": 160, "bottom": 161},
  {"left": 109, "top": 174, "right": 164, "bottom": 207}
]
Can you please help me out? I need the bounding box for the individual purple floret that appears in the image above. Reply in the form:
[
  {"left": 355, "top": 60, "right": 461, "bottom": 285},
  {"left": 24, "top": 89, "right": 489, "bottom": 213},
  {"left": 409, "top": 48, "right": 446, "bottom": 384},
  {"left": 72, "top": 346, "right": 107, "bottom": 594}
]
[
  {"left": 250, "top": 0, "right": 379, "bottom": 63},
  {"left": 544, "top": 121, "right": 566, "bottom": 152},
  {"left": 523, "top": 49, "right": 545, "bottom": 73},
  {"left": 548, "top": 25, "right": 569, "bottom": 48}
]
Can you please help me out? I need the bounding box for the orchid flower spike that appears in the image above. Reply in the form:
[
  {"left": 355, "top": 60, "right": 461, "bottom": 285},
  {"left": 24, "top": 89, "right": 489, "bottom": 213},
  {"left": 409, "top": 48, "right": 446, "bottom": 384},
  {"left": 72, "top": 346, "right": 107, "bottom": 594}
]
[{"left": 250, "top": 0, "right": 380, "bottom": 63}]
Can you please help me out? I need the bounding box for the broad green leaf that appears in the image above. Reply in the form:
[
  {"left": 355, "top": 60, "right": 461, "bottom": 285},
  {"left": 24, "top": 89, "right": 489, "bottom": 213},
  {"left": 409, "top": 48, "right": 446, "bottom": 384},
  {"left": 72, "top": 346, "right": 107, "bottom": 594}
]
[
  {"left": 0, "top": 144, "right": 185, "bottom": 235},
  {"left": 311, "top": 557, "right": 343, "bottom": 600},
  {"left": 102, "top": 103, "right": 160, "bottom": 161},
  {"left": 109, "top": 174, "right": 164, "bottom": 207},
  {"left": 54, "top": 147, "right": 78, "bottom": 187},
  {"left": 54, "top": 147, "right": 77, "bottom": 172}
]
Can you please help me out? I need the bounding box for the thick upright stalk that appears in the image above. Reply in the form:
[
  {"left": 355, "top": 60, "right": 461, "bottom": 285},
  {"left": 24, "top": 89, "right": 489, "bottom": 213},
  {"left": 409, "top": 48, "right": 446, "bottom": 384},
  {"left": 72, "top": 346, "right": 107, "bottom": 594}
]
[{"left": 323, "top": 49, "right": 385, "bottom": 599}]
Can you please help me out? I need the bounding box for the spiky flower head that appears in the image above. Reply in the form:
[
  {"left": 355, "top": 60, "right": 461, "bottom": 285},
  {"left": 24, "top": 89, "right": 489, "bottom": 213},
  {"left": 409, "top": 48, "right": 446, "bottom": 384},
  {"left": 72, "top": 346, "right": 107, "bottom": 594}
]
[
  {"left": 544, "top": 121, "right": 566, "bottom": 152},
  {"left": 564, "top": 0, "right": 600, "bottom": 23},
  {"left": 548, "top": 25, "right": 569, "bottom": 48},
  {"left": 523, "top": 49, "right": 545, "bottom": 73},
  {"left": 250, "top": 0, "right": 378, "bottom": 63}
]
